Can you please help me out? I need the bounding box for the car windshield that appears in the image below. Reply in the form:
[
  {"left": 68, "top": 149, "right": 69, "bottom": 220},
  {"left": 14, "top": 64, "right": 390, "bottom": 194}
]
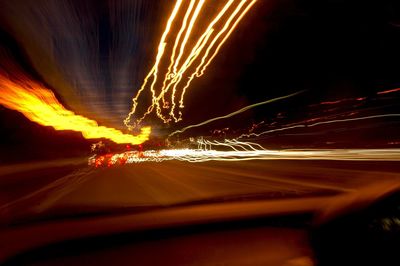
[{"left": 1, "top": 0, "right": 400, "bottom": 226}]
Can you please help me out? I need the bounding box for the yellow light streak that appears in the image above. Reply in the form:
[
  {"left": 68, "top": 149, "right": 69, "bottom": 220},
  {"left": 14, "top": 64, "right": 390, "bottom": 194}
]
[
  {"left": 150, "top": 0, "right": 234, "bottom": 123},
  {"left": 124, "top": 0, "right": 184, "bottom": 128},
  {"left": 173, "top": 0, "right": 206, "bottom": 72},
  {"left": 168, "top": 0, "right": 247, "bottom": 119},
  {"left": 161, "top": 0, "right": 197, "bottom": 108},
  {"left": 179, "top": 0, "right": 257, "bottom": 107},
  {"left": 134, "top": 28, "right": 216, "bottom": 127},
  {"left": 0, "top": 75, "right": 151, "bottom": 144},
  {"left": 124, "top": 0, "right": 259, "bottom": 128}
]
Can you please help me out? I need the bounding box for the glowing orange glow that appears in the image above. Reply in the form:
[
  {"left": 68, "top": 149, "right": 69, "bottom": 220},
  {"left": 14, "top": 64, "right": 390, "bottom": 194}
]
[
  {"left": 124, "top": 0, "right": 258, "bottom": 128},
  {"left": 0, "top": 75, "right": 151, "bottom": 144}
]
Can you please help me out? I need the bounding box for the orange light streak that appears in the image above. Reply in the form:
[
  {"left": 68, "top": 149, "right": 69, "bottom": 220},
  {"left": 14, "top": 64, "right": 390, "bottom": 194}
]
[{"left": 0, "top": 75, "right": 151, "bottom": 144}]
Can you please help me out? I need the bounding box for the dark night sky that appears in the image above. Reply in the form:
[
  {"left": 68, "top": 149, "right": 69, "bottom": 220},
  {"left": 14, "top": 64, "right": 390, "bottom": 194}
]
[
  {"left": 172, "top": 0, "right": 400, "bottom": 136},
  {"left": 184, "top": 0, "right": 400, "bottom": 114},
  {"left": 1, "top": 0, "right": 400, "bottom": 162}
]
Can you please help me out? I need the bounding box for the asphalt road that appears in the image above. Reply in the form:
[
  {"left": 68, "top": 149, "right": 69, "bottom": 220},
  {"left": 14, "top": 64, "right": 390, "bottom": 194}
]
[{"left": 1, "top": 159, "right": 400, "bottom": 224}]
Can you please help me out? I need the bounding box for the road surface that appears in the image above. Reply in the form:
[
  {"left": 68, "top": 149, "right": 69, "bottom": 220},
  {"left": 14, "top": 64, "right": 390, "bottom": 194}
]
[{"left": 1, "top": 158, "right": 400, "bottom": 224}]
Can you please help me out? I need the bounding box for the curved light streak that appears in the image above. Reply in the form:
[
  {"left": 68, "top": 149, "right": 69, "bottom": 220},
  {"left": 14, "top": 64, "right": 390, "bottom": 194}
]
[
  {"left": 124, "top": 0, "right": 259, "bottom": 128},
  {"left": 124, "top": 0, "right": 184, "bottom": 129},
  {"left": 238, "top": 113, "right": 400, "bottom": 139},
  {"left": 168, "top": 90, "right": 305, "bottom": 138}
]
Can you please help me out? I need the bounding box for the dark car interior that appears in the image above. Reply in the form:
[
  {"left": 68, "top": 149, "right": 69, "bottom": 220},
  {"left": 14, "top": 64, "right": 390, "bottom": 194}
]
[{"left": 3, "top": 189, "right": 400, "bottom": 266}]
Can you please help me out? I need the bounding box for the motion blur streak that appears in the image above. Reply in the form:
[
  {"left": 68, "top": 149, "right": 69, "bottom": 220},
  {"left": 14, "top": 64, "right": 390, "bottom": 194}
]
[
  {"left": 0, "top": 75, "right": 151, "bottom": 145},
  {"left": 238, "top": 113, "right": 400, "bottom": 139},
  {"left": 124, "top": 0, "right": 184, "bottom": 129},
  {"left": 89, "top": 139, "right": 400, "bottom": 166},
  {"left": 179, "top": 0, "right": 258, "bottom": 107},
  {"left": 124, "top": 0, "right": 258, "bottom": 128},
  {"left": 198, "top": 139, "right": 266, "bottom": 151},
  {"left": 168, "top": 90, "right": 305, "bottom": 138}
]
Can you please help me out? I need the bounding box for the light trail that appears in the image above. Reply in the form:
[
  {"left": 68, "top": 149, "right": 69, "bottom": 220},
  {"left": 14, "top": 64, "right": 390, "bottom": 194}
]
[
  {"left": 160, "top": 0, "right": 197, "bottom": 109},
  {"left": 197, "top": 138, "right": 263, "bottom": 151},
  {"left": 168, "top": 90, "right": 305, "bottom": 138},
  {"left": 237, "top": 113, "right": 400, "bottom": 140},
  {"left": 0, "top": 75, "right": 151, "bottom": 145},
  {"left": 124, "top": 0, "right": 184, "bottom": 129},
  {"left": 124, "top": 0, "right": 259, "bottom": 128},
  {"left": 179, "top": 0, "right": 258, "bottom": 107},
  {"left": 89, "top": 139, "right": 400, "bottom": 166},
  {"left": 168, "top": 0, "right": 240, "bottom": 119},
  {"left": 173, "top": 0, "right": 206, "bottom": 72},
  {"left": 377, "top": 88, "right": 400, "bottom": 95}
]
